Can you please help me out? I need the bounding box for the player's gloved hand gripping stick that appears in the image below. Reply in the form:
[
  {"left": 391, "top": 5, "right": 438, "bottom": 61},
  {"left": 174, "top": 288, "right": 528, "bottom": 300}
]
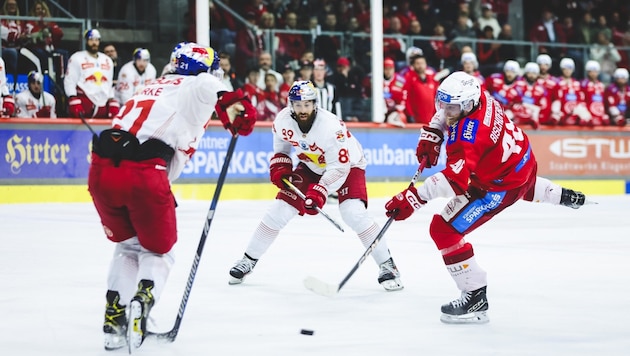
[{"left": 282, "top": 177, "right": 345, "bottom": 233}]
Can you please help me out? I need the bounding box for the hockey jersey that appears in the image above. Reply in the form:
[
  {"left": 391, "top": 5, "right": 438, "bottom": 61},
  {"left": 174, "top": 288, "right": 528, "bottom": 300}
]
[{"left": 64, "top": 50, "right": 115, "bottom": 106}]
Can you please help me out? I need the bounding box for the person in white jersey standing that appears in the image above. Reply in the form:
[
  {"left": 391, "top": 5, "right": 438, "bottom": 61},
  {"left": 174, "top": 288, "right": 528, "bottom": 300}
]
[
  {"left": 88, "top": 42, "right": 257, "bottom": 351},
  {"left": 115, "top": 48, "right": 157, "bottom": 105},
  {"left": 228, "top": 80, "right": 404, "bottom": 292}
]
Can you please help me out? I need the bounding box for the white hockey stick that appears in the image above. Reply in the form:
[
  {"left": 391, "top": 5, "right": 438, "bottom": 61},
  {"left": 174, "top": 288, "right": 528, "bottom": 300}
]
[
  {"left": 304, "top": 159, "right": 428, "bottom": 297},
  {"left": 20, "top": 47, "right": 42, "bottom": 73},
  {"left": 282, "top": 177, "right": 345, "bottom": 233}
]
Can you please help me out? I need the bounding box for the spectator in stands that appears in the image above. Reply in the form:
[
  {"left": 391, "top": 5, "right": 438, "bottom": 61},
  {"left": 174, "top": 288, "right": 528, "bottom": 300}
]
[
  {"left": 1, "top": 0, "right": 27, "bottom": 88},
  {"left": 575, "top": 11, "right": 596, "bottom": 45},
  {"left": 209, "top": 0, "right": 237, "bottom": 53},
  {"left": 275, "top": 11, "right": 307, "bottom": 67},
  {"left": 415, "top": 0, "right": 438, "bottom": 37},
  {"left": 0, "top": 57, "right": 15, "bottom": 117},
  {"left": 604, "top": 67, "right": 630, "bottom": 127},
  {"left": 477, "top": 3, "right": 501, "bottom": 39},
  {"left": 311, "top": 58, "right": 339, "bottom": 115},
  {"left": 24, "top": 0, "right": 68, "bottom": 73},
  {"left": 218, "top": 52, "right": 242, "bottom": 92},
  {"left": 561, "top": 15, "right": 585, "bottom": 77},
  {"left": 278, "top": 63, "right": 295, "bottom": 106},
  {"left": 382, "top": 57, "right": 407, "bottom": 126},
  {"left": 115, "top": 48, "right": 157, "bottom": 105},
  {"left": 487, "top": 0, "right": 512, "bottom": 25},
  {"left": 402, "top": 54, "right": 437, "bottom": 124},
  {"left": 234, "top": 11, "right": 264, "bottom": 78},
  {"left": 258, "top": 12, "right": 279, "bottom": 55},
  {"left": 590, "top": 30, "right": 622, "bottom": 85},
  {"left": 242, "top": 65, "right": 264, "bottom": 113},
  {"left": 393, "top": 0, "right": 417, "bottom": 35},
  {"left": 64, "top": 29, "right": 119, "bottom": 119},
  {"left": 593, "top": 14, "right": 612, "bottom": 44},
  {"left": 497, "top": 24, "right": 517, "bottom": 65},
  {"left": 329, "top": 56, "right": 364, "bottom": 122},
  {"left": 383, "top": 15, "right": 407, "bottom": 67},
  {"left": 256, "top": 51, "right": 282, "bottom": 91},
  {"left": 313, "top": 12, "right": 340, "bottom": 68},
  {"left": 407, "top": 19, "right": 433, "bottom": 64},
  {"left": 477, "top": 25, "right": 501, "bottom": 77},
  {"left": 15, "top": 70, "right": 55, "bottom": 118},
  {"left": 529, "top": 8, "right": 567, "bottom": 73},
  {"left": 449, "top": 12, "right": 477, "bottom": 55},
  {"left": 297, "top": 59, "right": 313, "bottom": 81},
  {"left": 430, "top": 23, "right": 457, "bottom": 71},
  {"left": 103, "top": 43, "right": 121, "bottom": 87},
  {"left": 580, "top": 60, "right": 610, "bottom": 126},
  {"left": 258, "top": 72, "right": 282, "bottom": 121}
]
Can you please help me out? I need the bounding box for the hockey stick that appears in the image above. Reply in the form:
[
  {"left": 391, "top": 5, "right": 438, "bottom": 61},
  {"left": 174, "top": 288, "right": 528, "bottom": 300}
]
[
  {"left": 146, "top": 133, "right": 240, "bottom": 343},
  {"left": 78, "top": 112, "right": 97, "bottom": 136},
  {"left": 20, "top": 47, "right": 42, "bottom": 74},
  {"left": 304, "top": 158, "right": 428, "bottom": 297},
  {"left": 282, "top": 177, "right": 345, "bottom": 233}
]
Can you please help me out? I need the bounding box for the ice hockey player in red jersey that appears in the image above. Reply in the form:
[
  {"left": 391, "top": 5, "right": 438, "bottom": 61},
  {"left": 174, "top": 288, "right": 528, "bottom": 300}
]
[
  {"left": 89, "top": 42, "right": 256, "bottom": 351},
  {"left": 384, "top": 71, "right": 588, "bottom": 324}
]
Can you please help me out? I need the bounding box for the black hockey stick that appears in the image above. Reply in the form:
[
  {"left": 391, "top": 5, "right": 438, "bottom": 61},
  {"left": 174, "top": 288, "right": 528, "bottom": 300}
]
[
  {"left": 304, "top": 158, "right": 428, "bottom": 297},
  {"left": 146, "top": 132, "right": 239, "bottom": 343},
  {"left": 282, "top": 177, "right": 345, "bottom": 232},
  {"left": 78, "top": 112, "right": 97, "bottom": 136}
]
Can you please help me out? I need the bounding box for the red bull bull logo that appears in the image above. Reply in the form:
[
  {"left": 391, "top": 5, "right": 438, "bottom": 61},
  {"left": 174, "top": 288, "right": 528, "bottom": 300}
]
[{"left": 84, "top": 71, "right": 108, "bottom": 85}]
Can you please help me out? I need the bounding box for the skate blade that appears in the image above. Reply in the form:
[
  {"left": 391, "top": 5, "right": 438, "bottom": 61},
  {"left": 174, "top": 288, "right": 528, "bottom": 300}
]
[
  {"left": 380, "top": 278, "right": 404, "bottom": 291},
  {"left": 127, "top": 300, "right": 144, "bottom": 353},
  {"left": 228, "top": 276, "right": 244, "bottom": 285},
  {"left": 440, "top": 311, "right": 489, "bottom": 324},
  {"left": 104, "top": 333, "right": 127, "bottom": 351}
]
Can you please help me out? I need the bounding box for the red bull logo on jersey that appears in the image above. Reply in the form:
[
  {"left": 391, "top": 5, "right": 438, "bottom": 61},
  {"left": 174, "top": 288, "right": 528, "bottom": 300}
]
[
  {"left": 335, "top": 130, "right": 346, "bottom": 142},
  {"left": 84, "top": 71, "right": 108, "bottom": 85}
]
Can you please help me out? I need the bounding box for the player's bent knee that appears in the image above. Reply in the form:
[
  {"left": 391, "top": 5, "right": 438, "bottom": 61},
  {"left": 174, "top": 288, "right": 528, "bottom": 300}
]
[
  {"left": 429, "top": 214, "right": 464, "bottom": 251},
  {"left": 339, "top": 199, "right": 371, "bottom": 232},
  {"left": 261, "top": 199, "right": 299, "bottom": 230}
]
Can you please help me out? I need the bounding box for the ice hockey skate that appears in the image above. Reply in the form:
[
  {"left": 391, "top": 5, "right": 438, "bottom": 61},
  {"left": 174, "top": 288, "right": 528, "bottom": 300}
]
[
  {"left": 103, "top": 290, "right": 127, "bottom": 351},
  {"left": 128, "top": 280, "right": 155, "bottom": 351},
  {"left": 229, "top": 254, "right": 258, "bottom": 284},
  {"left": 560, "top": 188, "right": 586, "bottom": 209},
  {"left": 378, "top": 257, "right": 404, "bottom": 291},
  {"left": 440, "top": 286, "right": 489, "bottom": 324}
]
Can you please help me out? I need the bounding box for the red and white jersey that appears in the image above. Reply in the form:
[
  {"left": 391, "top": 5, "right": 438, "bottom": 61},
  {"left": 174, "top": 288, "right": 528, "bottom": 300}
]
[
  {"left": 15, "top": 90, "right": 56, "bottom": 118},
  {"left": 536, "top": 76, "right": 558, "bottom": 100},
  {"left": 514, "top": 79, "right": 550, "bottom": 121},
  {"left": 112, "top": 73, "right": 228, "bottom": 182},
  {"left": 384, "top": 73, "right": 406, "bottom": 112},
  {"left": 485, "top": 73, "right": 520, "bottom": 108},
  {"left": 580, "top": 79, "right": 608, "bottom": 122},
  {"left": 272, "top": 107, "right": 366, "bottom": 193},
  {"left": 432, "top": 91, "right": 535, "bottom": 193},
  {"left": 115, "top": 60, "right": 157, "bottom": 105},
  {"left": 0, "top": 57, "right": 9, "bottom": 96},
  {"left": 605, "top": 83, "right": 630, "bottom": 117},
  {"left": 64, "top": 51, "right": 115, "bottom": 106},
  {"left": 552, "top": 77, "right": 584, "bottom": 115}
]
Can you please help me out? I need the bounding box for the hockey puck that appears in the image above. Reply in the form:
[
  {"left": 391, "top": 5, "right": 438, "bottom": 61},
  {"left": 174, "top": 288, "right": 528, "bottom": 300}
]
[{"left": 300, "top": 329, "right": 314, "bottom": 335}]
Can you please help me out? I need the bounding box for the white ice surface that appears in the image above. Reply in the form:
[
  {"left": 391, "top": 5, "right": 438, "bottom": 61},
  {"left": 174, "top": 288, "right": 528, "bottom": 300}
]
[{"left": 1, "top": 195, "right": 629, "bottom": 355}]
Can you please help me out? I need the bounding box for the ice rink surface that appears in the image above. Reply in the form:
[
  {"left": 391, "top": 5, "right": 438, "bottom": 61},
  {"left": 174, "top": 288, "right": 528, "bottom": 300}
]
[{"left": 1, "top": 195, "right": 629, "bottom": 355}]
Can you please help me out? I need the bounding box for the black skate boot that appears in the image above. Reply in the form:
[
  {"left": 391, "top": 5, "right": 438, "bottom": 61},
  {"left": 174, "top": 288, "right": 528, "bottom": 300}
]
[
  {"left": 229, "top": 254, "right": 258, "bottom": 285},
  {"left": 440, "top": 286, "right": 489, "bottom": 324},
  {"left": 560, "top": 188, "right": 585, "bottom": 209},
  {"left": 128, "top": 280, "right": 155, "bottom": 351},
  {"left": 377, "top": 257, "right": 404, "bottom": 291},
  {"left": 103, "top": 290, "right": 127, "bottom": 351}
]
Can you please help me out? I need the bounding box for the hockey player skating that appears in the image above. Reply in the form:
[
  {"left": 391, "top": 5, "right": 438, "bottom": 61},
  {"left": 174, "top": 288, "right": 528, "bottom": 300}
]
[
  {"left": 384, "top": 71, "right": 587, "bottom": 324},
  {"left": 229, "top": 80, "right": 404, "bottom": 291},
  {"left": 15, "top": 71, "right": 56, "bottom": 118},
  {"left": 89, "top": 42, "right": 256, "bottom": 351},
  {"left": 115, "top": 48, "right": 157, "bottom": 104},
  {"left": 64, "top": 29, "right": 120, "bottom": 118}
]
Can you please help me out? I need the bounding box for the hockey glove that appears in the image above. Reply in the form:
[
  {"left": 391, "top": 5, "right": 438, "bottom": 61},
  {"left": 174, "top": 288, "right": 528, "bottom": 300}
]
[
  {"left": 416, "top": 126, "right": 443, "bottom": 167},
  {"left": 385, "top": 186, "right": 426, "bottom": 221},
  {"left": 215, "top": 89, "right": 257, "bottom": 136},
  {"left": 68, "top": 96, "right": 84, "bottom": 117},
  {"left": 304, "top": 184, "right": 327, "bottom": 215},
  {"left": 107, "top": 99, "right": 120, "bottom": 118},
  {"left": 36, "top": 106, "right": 51, "bottom": 118},
  {"left": 2, "top": 96, "right": 15, "bottom": 117},
  {"left": 269, "top": 153, "right": 293, "bottom": 189}
]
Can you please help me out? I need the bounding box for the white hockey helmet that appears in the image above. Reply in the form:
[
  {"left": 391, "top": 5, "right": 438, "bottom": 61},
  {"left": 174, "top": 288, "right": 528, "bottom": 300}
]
[
  {"left": 536, "top": 54, "right": 552, "bottom": 66},
  {"left": 461, "top": 52, "right": 478, "bottom": 69},
  {"left": 503, "top": 60, "right": 520, "bottom": 73},
  {"left": 613, "top": 67, "right": 629, "bottom": 80},
  {"left": 523, "top": 62, "right": 540, "bottom": 75},
  {"left": 560, "top": 57, "right": 575, "bottom": 70},
  {"left": 435, "top": 71, "right": 481, "bottom": 120},
  {"left": 585, "top": 60, "right": 601, "bottom": 72},
  {"left": 406, "top": 46, "right": 424, "bottom": 64}
]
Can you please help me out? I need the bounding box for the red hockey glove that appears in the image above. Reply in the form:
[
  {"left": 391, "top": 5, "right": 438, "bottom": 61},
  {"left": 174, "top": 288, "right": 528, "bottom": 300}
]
[
  {"left": 36, "top": 106, "right": 51, "bottom": 118},
  {"left": 416, "top": 126, "right": 444, "bottom": 168},
  {"left": 304, "top": 184, "right": 327, "bottom": 215},
  {"left": 68, "top": 96, "right": 84, "bottom": 117},
  {"left": 215, "top": 89, "right": 257, "bottom": 136},
  {"left": 614, "top": 115, "right": 626, "bottom": 127},
  {"left": 107, "top": 99, "right": 120, "bottom": 118},
  {"left": 2, "top": 96, "right": 15, "bottom": 117},
  {"left": 269, "top": 153, "right": 293, "bottom": 189},
  {"left": 385, "top": 186, "right": 426, "bottom": 221}
]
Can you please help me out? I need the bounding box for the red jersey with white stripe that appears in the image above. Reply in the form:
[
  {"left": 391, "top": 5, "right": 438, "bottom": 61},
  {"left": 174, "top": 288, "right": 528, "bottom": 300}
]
[
  {"left": 441, "top": 92, "right": 535, "bottom": 194},
  {"left": 580, "top": 78, "right": 610, "bottom": 125},
  {"left": 111, "top": 72, "right": 228, "bottom": 181}
]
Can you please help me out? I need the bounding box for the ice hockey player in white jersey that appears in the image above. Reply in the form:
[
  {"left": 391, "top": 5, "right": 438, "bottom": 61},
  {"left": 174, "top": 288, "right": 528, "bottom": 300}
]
[
  {"left": 228, "top": 80, "right": 404, "bottom": 292},
  {"left": 89, "top": 42, "right": 257, "bottom": 351},
  {"left": 64, "top": 29, "right": 120, "bottom": 118},
  {"left": 0, "top": 57, "right": 15, "bottom": 117},
  {"left": 115, "top": 48, "right": 157, "bottom": 105},
  {"left": 15, "top": 71, "right": 56, "bottom": 118}
]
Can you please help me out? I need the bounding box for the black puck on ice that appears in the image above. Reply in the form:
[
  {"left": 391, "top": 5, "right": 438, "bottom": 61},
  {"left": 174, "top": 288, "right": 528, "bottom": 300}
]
[{"left": 300, "top": 329, "right": 314, "bottom": 335}]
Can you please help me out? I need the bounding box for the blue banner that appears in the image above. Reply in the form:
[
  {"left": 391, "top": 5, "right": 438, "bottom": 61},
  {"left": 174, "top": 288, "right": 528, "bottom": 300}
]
[
  {"left": 0, "top": 125, "right": 445, "bottom": 182},
  {"left": 6, "top": 74, "right": 53, "bottom": 95}
]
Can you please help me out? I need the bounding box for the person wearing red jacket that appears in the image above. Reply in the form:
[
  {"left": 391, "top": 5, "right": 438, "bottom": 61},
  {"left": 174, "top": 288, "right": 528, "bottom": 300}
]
[
  {"left": 384, "top": 71, "right": 587, "bottom": 325},
  {"left": 604, "top": 67, "right": 630, "bottom": 126},
  {"left": 403, "top": 54, "right": 437, "bottom": 124}
]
